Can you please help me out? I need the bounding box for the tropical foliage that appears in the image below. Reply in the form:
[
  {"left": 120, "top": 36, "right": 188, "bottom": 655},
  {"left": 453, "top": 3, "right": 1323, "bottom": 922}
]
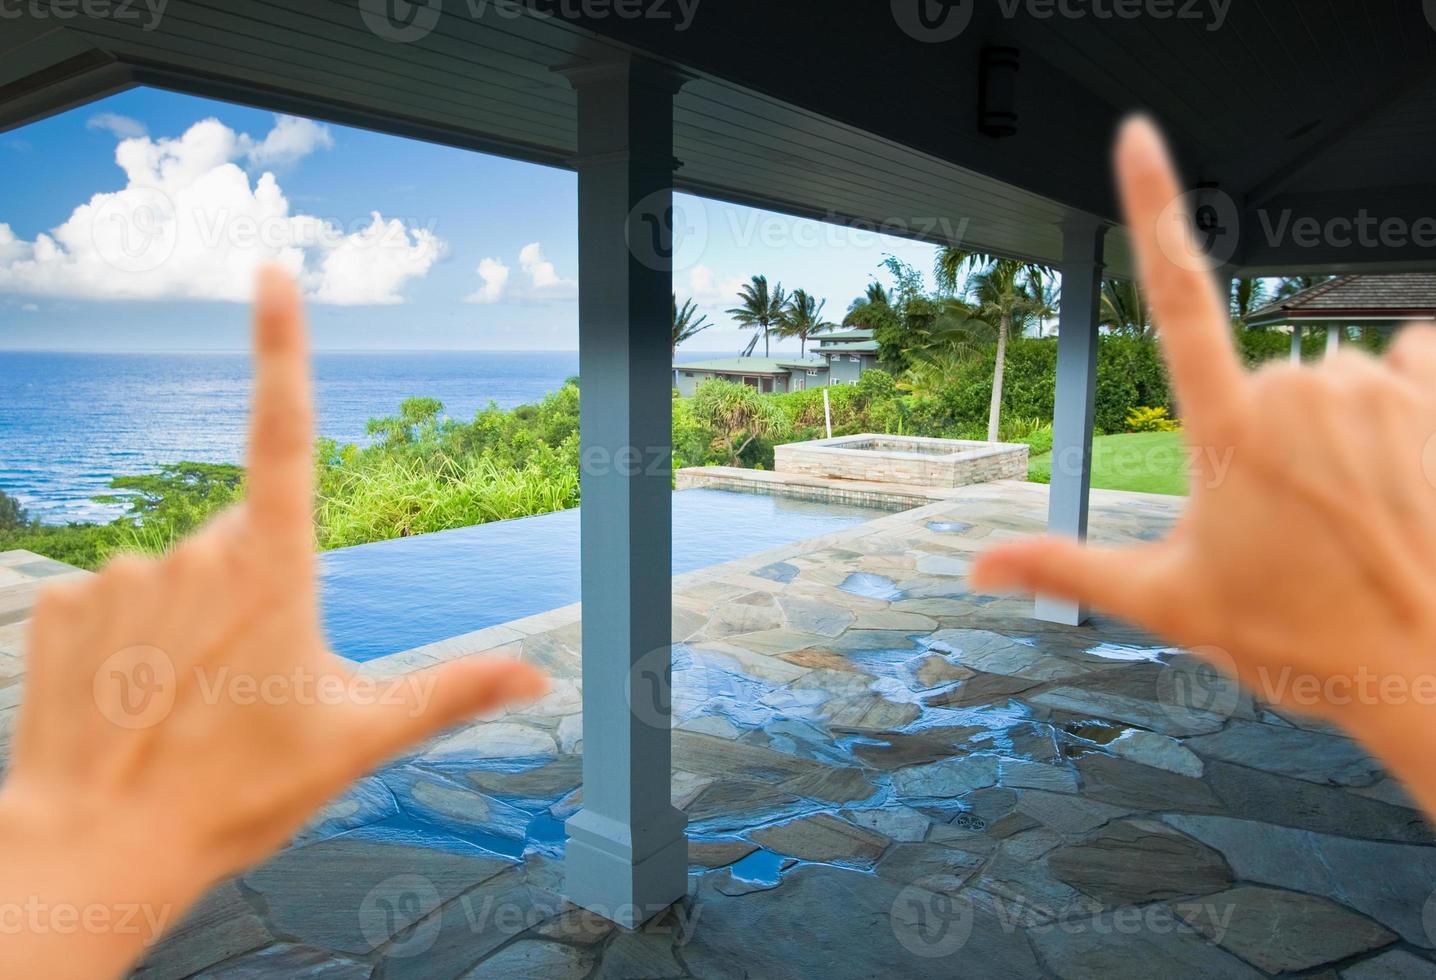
[
  {"left": 1101, "top": 279, "right": 1152, "bottom": 337},
  {"left": 672, "top": 294, "right": 711, "bottom": 353},
  {"left": 935, "top": 248, "right": 1054, "bottom": 442},
  {"left": 1125, "top": 406, "right": 1180, "bottom": 433},
  {"left": 689, "top": 379, "right": 789, "bottom": 465},
  {"left": 778, "top": 289, "right": 832, "bottom": 356},
  {"left": 726, "top": 275, "right": 789, "bottom": 357},
  {"left": 10, "top": 259, "right": 1359, "bottom": 570}
]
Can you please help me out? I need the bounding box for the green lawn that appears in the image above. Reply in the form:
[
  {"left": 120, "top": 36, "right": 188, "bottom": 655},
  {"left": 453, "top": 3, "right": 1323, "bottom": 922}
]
[{"left": 1028, "top": 430, "right": 1189, "bottom": 496}]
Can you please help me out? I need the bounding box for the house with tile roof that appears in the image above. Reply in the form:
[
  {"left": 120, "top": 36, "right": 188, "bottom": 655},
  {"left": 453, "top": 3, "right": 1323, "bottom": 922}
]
[
  {"left": 675, "top": 328, "right": 882, "bottom": 395},
  {"left": 1246, "top": 274, "right": 1436, "bottom": 360}
]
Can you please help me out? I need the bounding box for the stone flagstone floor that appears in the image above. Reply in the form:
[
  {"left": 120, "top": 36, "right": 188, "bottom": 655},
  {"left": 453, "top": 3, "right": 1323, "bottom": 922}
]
[{"left": 4, "top": 481, "right": 1436, "bottom": 978}]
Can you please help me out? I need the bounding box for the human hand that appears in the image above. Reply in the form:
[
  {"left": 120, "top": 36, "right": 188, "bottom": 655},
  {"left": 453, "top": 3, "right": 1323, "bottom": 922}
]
[
  {"left": 972, "top": 118, "right": 1436, "bottom": 810},
  {"left": 0, "top": 268, "right": 547, "bottom": 978}
]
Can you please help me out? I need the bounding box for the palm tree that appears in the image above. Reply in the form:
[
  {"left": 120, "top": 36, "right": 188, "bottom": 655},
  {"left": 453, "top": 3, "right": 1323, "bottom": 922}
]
[
  {"left": 1023, "top": 271, "right": 1059, "bottom": 337},
  {"left": 1230, "top": 278, "right": 1269, "bottom": 329},
  {"left": 778, "top": 289, "right": 833, "bottom": 356},
  {"left": 1277, "top": 275, "right": 1333, "bottom": 299},
  {"left": 934, "top": 247, "right": 1044, "bottom": 297},
  {"left": 671, "top": 294, "right": 711, "bottom": 355},
  {"left": 966, "top": 263, "right": 1045, "bottom": 442},
  {"left": 726, "top": 275, "right": 789, "bottom": 358},
  {"left": 936, "top": 248, "right": 1047, "bottom": 442},
  {"left": 1100, "top": 279, "right": 1152, "bottom": 338},
  {"left": 844, "top": 282, "right": 890, "bottom": 327}
]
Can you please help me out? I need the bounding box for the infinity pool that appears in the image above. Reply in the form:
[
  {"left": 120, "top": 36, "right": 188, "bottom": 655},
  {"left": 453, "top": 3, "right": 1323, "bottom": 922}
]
[{"left": 319, "top": 488, "right": 886, "bottom": 662}]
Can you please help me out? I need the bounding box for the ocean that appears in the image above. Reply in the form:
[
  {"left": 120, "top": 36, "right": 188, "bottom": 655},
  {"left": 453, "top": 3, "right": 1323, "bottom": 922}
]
[
  {"left": 1, "top": 350, "right": 585, "bottom": 524},
  {"left": 1, "top": 349, "right": 750, "bottom": 524}
]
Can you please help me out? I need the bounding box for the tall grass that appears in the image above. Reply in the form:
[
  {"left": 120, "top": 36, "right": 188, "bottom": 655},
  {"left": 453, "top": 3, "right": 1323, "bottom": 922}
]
[{"left": 314, "top": 453, "right": 579, "bottom": 550}]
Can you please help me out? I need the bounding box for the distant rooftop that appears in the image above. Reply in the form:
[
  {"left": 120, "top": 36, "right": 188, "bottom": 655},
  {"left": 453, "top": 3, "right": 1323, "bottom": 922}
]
[
  {"left": 815, "top": 328, "right": 875, "bottom": 343},
  {"left": 680, "top": 356, "right": 826, "bottom": 375},
  {"left": 1246, "top": 274, "right": 1436, "bottom": 328},
  {"left": 819, "top": 341, "right": 881, "bottom": 353}
]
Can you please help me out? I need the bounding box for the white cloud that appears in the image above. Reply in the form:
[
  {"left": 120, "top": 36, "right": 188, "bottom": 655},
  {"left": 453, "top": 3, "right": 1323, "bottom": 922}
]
[
  {"left": 86, "top": 113, "right": 147, "bottom": 140},
  {"left": 307, "top": 213, "right": 442, "bottom": 306},
  {"left": 238, "top": 115, "right": 333, "bottom": 169},
  {"left": 0, "top": 115, "right": 440, "bottom": 305},
  {"left": 21, "top": 303, "right": 38, "bottom": 312},
  {"left": 465, "top": 242, "right": 575, "bottom": 304},
  {"left": 466, "top": 257, "right": 510, "bottom": 304},
  {"left": 686, "top": 264, "right": 744, "bottom": 310},
  {"left": 517, "top": 242, "right": 575, "bottom": 297}
]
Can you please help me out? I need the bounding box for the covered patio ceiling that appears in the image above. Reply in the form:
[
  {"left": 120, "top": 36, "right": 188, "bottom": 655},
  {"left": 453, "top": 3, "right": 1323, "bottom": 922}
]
[{"left": 4, "top": 0, "right": 1435, "bottom": 278}]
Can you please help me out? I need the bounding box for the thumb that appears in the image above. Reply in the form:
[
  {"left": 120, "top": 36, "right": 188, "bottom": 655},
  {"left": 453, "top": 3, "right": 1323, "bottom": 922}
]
[
  {"left": 348, "top": 656, "right": 550, "bottom": 768},
  {"left": 971, "top": 537, "right": 1171, "bottom": 626}
]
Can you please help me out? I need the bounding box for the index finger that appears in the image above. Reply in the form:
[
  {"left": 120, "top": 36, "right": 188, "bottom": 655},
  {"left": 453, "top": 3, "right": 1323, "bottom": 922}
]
[
  {"left": 1116, "top": 117, "right": 1246, "bottom": 436},
  {"left": 246, "top": 266, "right": 315, "bottom": 551}
]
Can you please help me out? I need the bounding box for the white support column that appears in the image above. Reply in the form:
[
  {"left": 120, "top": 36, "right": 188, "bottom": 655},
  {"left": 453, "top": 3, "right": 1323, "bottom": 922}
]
[
  {"left": 1037, "top": 218, "right": 1108, "bottom": 627},
  {"left": 561, "top": 58, "right": 688, "bottom": 929},
  {"left": 1289, "top": 324, "right": 1303, "bottom": 363},
  {"left": 1325, "top": 324, "right": 1342, "bottom": 359}
]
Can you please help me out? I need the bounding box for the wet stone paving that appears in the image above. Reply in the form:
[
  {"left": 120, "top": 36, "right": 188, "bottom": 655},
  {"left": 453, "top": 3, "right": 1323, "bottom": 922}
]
[{"left": 5, "top": 480, "right": 1436, "bottom": 978}]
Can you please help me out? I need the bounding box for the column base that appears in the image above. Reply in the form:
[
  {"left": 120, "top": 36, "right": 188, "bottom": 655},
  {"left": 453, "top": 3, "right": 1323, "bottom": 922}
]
[
  {"left": 1035, "top": 595, "right": 1089, "bottom": 627},
  {"left": 564, "top": 805, "right": 688, "bottom": 929}
]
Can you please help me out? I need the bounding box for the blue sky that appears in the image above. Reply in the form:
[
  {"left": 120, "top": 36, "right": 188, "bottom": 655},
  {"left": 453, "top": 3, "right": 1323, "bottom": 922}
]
[{"left": 0, "top": 88, "right": 939, "bottom": 353}]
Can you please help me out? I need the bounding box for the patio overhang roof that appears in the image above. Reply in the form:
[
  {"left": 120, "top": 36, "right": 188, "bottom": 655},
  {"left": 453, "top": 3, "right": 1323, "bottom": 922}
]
[
  {"left": 6, "top": 0, "right": 1436, "bottom": 934},
  {"left": 5, "top": 2, "right": 1434, "bottom": 279}
]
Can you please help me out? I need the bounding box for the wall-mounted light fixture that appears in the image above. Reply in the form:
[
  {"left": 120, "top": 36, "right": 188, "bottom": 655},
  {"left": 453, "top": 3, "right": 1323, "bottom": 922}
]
[{"left": 979, "top": 46, "right": 1020, "bottom": 138}]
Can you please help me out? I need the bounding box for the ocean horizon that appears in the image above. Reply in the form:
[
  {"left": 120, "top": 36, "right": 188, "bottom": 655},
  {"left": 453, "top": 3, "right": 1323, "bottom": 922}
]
[{"left": 1, "top": 348, "right": 765, "bottom": 524}]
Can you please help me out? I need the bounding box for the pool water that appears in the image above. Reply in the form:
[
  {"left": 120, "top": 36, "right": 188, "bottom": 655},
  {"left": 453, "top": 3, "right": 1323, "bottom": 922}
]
[{"left": 320, "top": 488, "right": 884, "bottom": 662}]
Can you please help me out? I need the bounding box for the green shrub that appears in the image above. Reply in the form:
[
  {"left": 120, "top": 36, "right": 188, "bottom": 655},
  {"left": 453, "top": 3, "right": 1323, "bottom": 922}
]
[
  {"left": 0, "top": 489, "right": 27, "bottom": 531},
  {"left": 0, "top": 522, "right": 123, "bottom": 570},
  {"left": 1125, "top": 406, "right": 1180, "bottom": 433},
  {"left": 691, "top": 379, "right": 789, "bottom": 466},
  {"left": 1001, "top": 417, "right": 1054, "bottom": 456}
]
